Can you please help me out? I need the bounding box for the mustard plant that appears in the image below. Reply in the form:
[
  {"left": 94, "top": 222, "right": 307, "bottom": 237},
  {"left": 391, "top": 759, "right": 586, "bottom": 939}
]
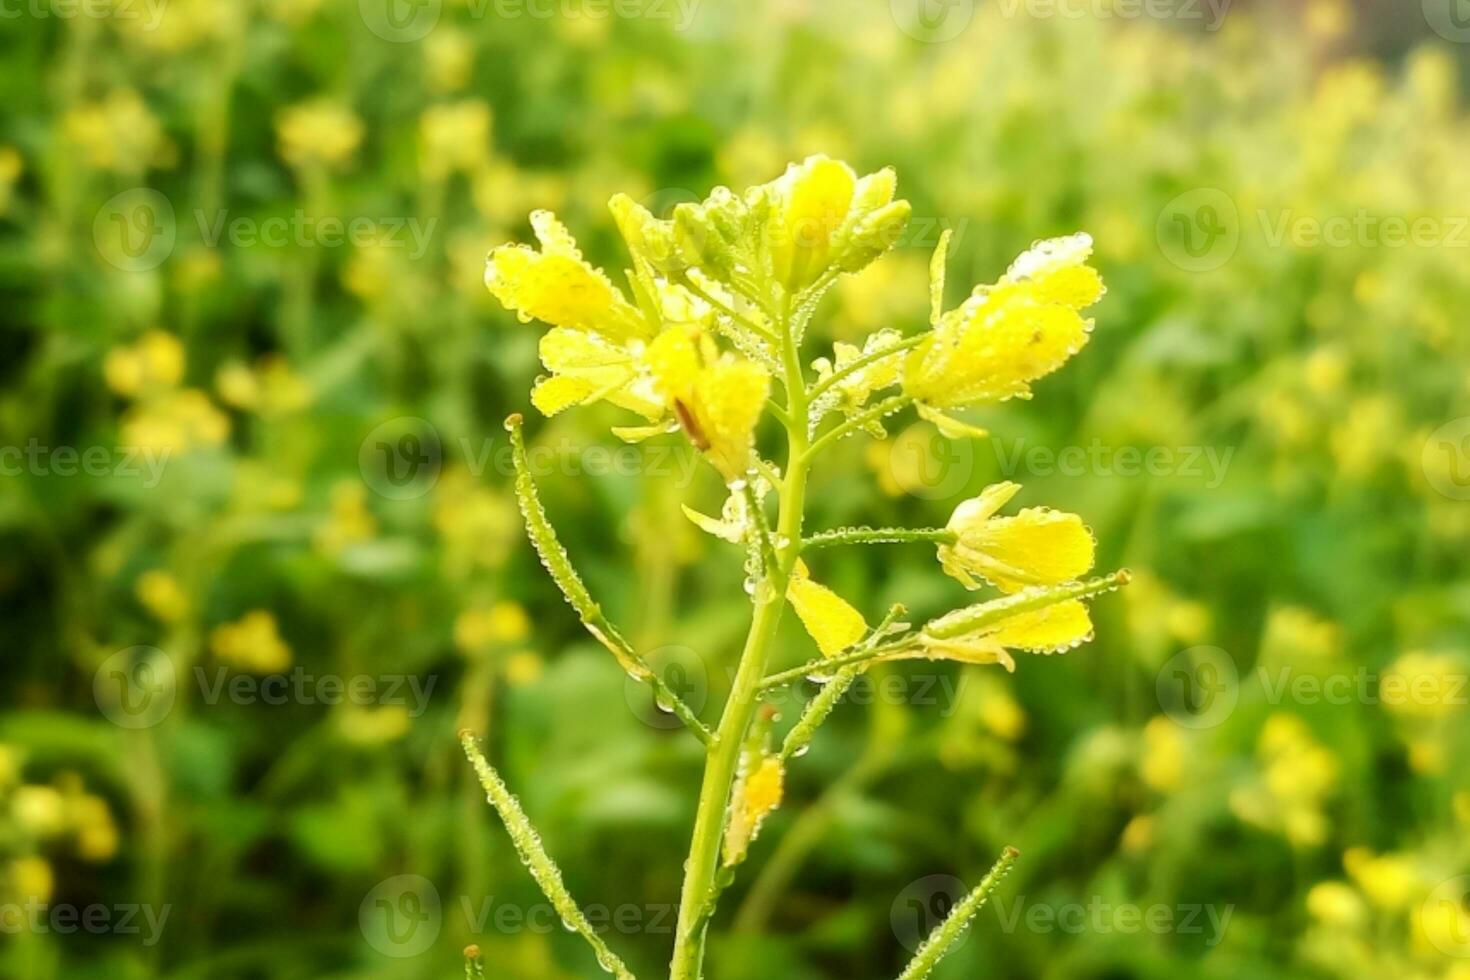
[{"left": 463, "top": 156, "right": 1129, "bottom": 979}]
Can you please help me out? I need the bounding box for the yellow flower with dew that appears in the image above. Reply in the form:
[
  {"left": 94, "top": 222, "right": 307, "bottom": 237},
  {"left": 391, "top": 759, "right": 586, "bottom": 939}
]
[
  {"left": 136, "top": 570, "right": 189, "bottom": 623},
  {"left": 646, "top": 326, "right": 771, "bottom": 481},
  {"left": 786, "top": 560, "right": 867, "bottom": 658},
  {"left": 904, "top": 233, "right": 1104, "bottom": 434},
  {"left": 211, "top": 610, "right": 292, "bottom": 674},
  {"left": 276, "top": 99, "right": 364, "bottom": 169},
  {"left": 766, "top": 156, "right": 911, "bottom": 294},
  {"left": 723, "top": 757, "right": 784, "bottom": 866},
  {"left": 912, "top": 598, "right": 1097, "bottom": 674},
  {"left": 937, "top": 482, "right": 1095, "bottom": 592}
]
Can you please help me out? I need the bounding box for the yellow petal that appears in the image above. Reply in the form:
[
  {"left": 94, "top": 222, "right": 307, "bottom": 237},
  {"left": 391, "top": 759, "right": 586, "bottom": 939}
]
[
  {"left": 916, "top": 402, "right": 990, "bottom": 440},
  {"left": 772, "top": 156, "right": 857, "bottom": 291},
  {"left": 985, "top": 599, "right": 1094, "bottom": 654},
  {"left": 646, "top": 328, "right": 702, "bottom": 403},
  {"left": 787, "top": 561, "right": 867, "bottom": 657},
  {"left": 693, "top": 359, "right": 769, "bottom": 481},
  {"left": 530, "top": 375, "right": 595, "bottom": 416},
  {"left": 942, "top": 499, "right": 1097, "bottom": 593}
]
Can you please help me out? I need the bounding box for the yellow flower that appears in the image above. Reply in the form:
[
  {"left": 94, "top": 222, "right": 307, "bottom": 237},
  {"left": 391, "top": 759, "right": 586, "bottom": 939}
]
[
  {"left": 486, "top": 210, "right": 650, "bottom": 343},
  {"left": 104, "top": 330, "right": 186, "bottom": 396},
  {"left": 313, "top": 481, "right": 377, "bottom": 557},
  {"left": 647, "top": 326, "right": 770, "bottom": 481},
  {"left": 1343, "top": 847, "right": 1420, "bottom": 910},
  {"left": 1380, "top": 650, "right": 1466, "bottom": 721},
  {"left": 914, "top": 599, "right": 1095, "bottom": 673},
  {"left": 455, "top": 602, "right": 532, "bottom": 655},
  {"left": 504, "top": 651, "right": 544, "bottom": 686},
  {"left": 1306, "top": 881, "right": 1367, "bottom": 929},
  {"left": 419, "top": 100, "right": 492, "bottom": 180},
  {"left": 12, "top": 785, "right": 66, "bottom": 837},
  {"left": 121, "top": 389, "right": 230, "bottom": 454},
  {"left": 211, "top": 611, "right": 292, "bottom": 674},
  {"left": 938, "top": 482, "right": 1095, "bottom": 592},
  {"left": 1140, "top": 716, "right": 1185, "bottom": 793},
  {"left": 767, "top": 156, "right": 910, "bottom": 293},
  {"left": 8, "top": 857, "right": 54, "bottom": 903},
  {"left": 61, "top": 90, "right": 167, "bottom": 173},
  {"left": 338, "top": 705, "right": 411, "bottom": 746},
  {"left": 136, "top": 570, "right": 189, "bottom": 623},
  {"left": 216, "top": 356, "right": 312, "bottom": 416},
  {"left": 424, "top": 28, "right": 474, "bottom": 93},
  {"left": 276, "top": 99, "right": 363, "bottom": 169},
  {"left": 786, "top": 560, "right": 867, "bottom": 657},
  {"left": 904, "top": 233, "right": 1104, "bottom": 418},
  {"left": 723, "top": 757, "right": 784, "bottom": 865}
]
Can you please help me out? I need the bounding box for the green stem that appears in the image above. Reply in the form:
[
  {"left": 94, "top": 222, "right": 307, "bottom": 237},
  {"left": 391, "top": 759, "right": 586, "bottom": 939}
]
[
  {"left": 669, "top": 297, "right": 811, "bottom": 980},
  {"left": 896, "top": 847, "right": 1020, "bottom": 980},
  {"left": 803, "top": 527, "right": 954, "bottom": 551}
]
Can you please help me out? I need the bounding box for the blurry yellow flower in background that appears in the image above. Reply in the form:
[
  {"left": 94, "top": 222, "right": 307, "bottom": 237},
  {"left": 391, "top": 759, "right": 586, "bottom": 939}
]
[
  {"left": 1306, "top": 881, "right": 1368, "bottom": 930},
  {"left": 313, "top": 481, "right": 377, "bottom": 557},
  {"left": 276, "top": 99, "right": 364, "bottom": 170},
  {"left": 0, "top": 145, "right": 22, "bottom": 216},
  {"left": 61, "top": 90, "right": 169, "bottom": 174},
  {"left": 424, "top": 29, "right": 475, "bottom": 93},
  {"left": 1231, "top": 714, "right": 1337, "bottom": 848},
  {"left": 122, "top": 389, "right": 230, "bottom": 455},
  {"left": 1380, "top": 650, "right": 1466, "bottom": 722},
  {"left": 1262, "top": 606, "right": 1343, "bottom": 662},
  {"left": 7, "top": 856, "right": 54, "bottom": 903},
  {"left": 938, "top": 482, "right": 1095, "bottom": 592},
  {"left": 504, "top": 651, "right": 544, "bottom": 686},
  {"left": 105, "top": 330, "right": 185, "bottom": 396},
  {"left": 455, "top": 601, "right": 532, "bottom": 657},
  {"left": 419, "top": 100, "right": 493, "bottom": 181},
  {"left": 216, "top": 356, "right": 313, "bottom": 416},
  {"left": 337, "top": 705, "right": 411, "bottom": 746},
  {"left": 136, "top": 570, "right": 189, "bottom": 623},
  {"left": 211, "top": 610, "right": 292, "bottom": 674},
  {"left": 1343, "top": 847, "right": 1421, "bottom": 911},
  {"left": 12, "top": 784, "right": 66, "bottom": 838},
  {"left": 1140, "top": 716, "right": 1185, "bottom": 793},
  {"left": 433, "top": 468, "right": 519, "bottom": 579}
]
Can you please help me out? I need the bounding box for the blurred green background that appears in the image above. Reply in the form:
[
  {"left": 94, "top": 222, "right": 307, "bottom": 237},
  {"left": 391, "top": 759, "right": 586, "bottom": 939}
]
[{"left": 3, "top": 0, "right": 1470, "bottom": 977}]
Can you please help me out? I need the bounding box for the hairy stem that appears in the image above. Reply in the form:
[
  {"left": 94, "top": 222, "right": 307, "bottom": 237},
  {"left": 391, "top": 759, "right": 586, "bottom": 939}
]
[{"left": 670, "top": 295, "right": 810, "bottom": 980}]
